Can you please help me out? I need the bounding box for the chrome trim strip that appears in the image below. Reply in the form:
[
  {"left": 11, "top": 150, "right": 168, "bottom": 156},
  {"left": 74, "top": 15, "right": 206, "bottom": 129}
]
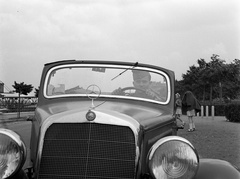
[
  {"left": 35, "top": 109, "right": 140, "bottom": 178},
  {"left": 43, "top": 64, "right": 171, "bottom": 104}
]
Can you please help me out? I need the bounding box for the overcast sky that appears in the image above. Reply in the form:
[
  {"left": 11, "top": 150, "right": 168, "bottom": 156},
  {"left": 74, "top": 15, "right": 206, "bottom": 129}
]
[{"left": 0, "top": 0, "right": 239, "bottom": 94}]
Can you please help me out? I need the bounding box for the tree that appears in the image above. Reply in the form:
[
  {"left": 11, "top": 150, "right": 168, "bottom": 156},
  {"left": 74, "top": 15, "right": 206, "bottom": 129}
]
[
  {"left": 12, "top": 81, "right": 33, "bottom": 118},
  {"left": 201, "top": 55, "right": 227, "bottom": 102},
  {"left": 222, "top": 59, "right": 240, "bottom": 99},
  {"left": 34, "top": 86, "right": 39, "bottom": 97},
  {"left": 181, "top": 59, "right": 207, "bottom": 100},
  {"left": 178, "top": 55, "right": 240, "bottom": 104},
  {"left": 175, "top": 80, "right": 186, "bottom": 96}
]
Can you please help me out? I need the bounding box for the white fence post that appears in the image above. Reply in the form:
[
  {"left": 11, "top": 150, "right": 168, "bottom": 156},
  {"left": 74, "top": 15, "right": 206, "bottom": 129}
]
[
  {"left": 206, "top": 106, "right": 209, "bottom": 119},
  {"left": 211, "top": 106, "right": 215, "bottom": 120},
  {"left": 197, "top": 112, "right": 199, "bottom": 117},
  {"left": 201, "top": 106, "right": 204, "bottom": 118}
]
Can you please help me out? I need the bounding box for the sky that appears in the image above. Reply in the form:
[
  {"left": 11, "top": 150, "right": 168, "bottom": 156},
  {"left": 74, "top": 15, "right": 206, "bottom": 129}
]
[{"left": 0, "top": 0, "right": 239, "bottom": 94}]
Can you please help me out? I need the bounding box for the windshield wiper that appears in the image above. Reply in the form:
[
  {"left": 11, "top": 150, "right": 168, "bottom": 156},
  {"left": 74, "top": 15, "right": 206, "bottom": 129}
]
[{"left": 111, "top": 62, "right": 138, "bottom": 81}]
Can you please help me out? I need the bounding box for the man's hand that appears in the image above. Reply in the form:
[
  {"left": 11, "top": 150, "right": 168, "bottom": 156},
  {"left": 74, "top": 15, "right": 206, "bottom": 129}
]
[
  {"left": 145, "top": 89, "right": 158, "bottom": 99},
  {"left": 146, "top": 89, "right": 163, "bottom": 101},
  {"left": 112, "top": 88, "right": 125, "bottom": 95}
]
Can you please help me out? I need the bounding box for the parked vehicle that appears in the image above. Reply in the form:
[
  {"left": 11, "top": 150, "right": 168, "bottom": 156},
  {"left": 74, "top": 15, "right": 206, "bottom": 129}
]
[{"left": 1, "top": 60, "right": 239, "bottom": 179}]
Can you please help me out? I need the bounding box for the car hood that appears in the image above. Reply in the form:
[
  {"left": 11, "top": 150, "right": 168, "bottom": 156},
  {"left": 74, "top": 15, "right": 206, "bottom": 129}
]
[{"left": 35, "top": 99, "right": 173, "bottom": 129}]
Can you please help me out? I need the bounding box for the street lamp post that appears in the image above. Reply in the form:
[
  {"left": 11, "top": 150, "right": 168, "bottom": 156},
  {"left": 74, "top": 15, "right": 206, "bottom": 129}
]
[
  {"left": 17, "top": 87, "right": 21, "bottom": 118},
  {"left": 219, "top": 82, "right": 222, "bottom": 102}
]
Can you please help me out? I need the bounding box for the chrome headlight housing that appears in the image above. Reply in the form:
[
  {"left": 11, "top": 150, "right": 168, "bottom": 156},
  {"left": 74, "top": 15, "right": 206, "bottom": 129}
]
[
  {"left": 0, "top": 129, "right": 27, "bottom": 179},
  {"left": 148, "top": 136, "right": 199, "bottom": 179}
]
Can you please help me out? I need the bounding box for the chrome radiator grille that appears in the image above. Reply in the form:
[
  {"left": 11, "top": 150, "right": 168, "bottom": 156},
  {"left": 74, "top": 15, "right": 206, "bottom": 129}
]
[{"left": 38, "top": 123, "right": 136, "bottom": 179}]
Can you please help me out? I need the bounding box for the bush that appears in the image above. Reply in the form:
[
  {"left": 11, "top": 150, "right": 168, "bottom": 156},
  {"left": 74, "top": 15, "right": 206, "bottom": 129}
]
[
  {"left": 224, "top": 103, "right": 240, "bottom": 122},
  {"left": 214, "top": 104, "right": 226, "bottom": 116}
]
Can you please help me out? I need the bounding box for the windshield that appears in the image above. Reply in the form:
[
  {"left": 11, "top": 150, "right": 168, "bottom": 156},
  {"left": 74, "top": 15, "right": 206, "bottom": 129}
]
[{"left": 44, "top": 64, "right": 170, "bottom": 103}]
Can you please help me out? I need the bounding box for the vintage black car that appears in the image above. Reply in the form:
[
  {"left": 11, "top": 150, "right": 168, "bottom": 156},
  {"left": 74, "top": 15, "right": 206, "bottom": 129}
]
[{"left": 0, "top": 60, "right": 239, "bottom": 179}]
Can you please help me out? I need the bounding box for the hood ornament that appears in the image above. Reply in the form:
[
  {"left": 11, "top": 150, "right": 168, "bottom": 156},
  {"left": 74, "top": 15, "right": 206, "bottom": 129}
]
[
  {"left": 86, "top": 110, "right": 96, "bottom": 121},
  {"left": 86, "top": 84, "right": 101, "bottom": 109}
]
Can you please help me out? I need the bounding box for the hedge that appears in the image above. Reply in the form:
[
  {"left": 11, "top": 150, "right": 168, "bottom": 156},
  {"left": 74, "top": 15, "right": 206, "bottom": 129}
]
[
  {"left": 200, "top": 101, "right": 240, "bottom": 122},
  {"left": 224, "top": 103, "right": 240, "bottom": 122}
]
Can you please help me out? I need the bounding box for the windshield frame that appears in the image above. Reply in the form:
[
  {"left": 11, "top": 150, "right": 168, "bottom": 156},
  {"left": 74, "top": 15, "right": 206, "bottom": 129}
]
[{"left": 43, "top": 63, "right": 171, "bottom": 105}]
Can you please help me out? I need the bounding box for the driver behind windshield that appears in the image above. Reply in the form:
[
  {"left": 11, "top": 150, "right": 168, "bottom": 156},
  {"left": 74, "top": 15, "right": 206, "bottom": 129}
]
[{"left": 112, "top": 70, "right": 161, "bottom": 100}]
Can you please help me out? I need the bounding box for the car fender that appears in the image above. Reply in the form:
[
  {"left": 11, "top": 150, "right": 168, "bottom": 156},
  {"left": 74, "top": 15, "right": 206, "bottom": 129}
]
[
  {"left": 10, "top": 169, "right": 29, "bottom": 179},
  {"left": 194, "top": 159, "right": 240, "bottom": 179}
]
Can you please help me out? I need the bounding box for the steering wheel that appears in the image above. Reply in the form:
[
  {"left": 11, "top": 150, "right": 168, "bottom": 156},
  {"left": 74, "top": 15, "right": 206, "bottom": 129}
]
[
  {"left": 120, "top": 86, "right": 145, "bottom": 95},
  {"left": 120, "top": 86, "right": 164, "bottom": 101}
]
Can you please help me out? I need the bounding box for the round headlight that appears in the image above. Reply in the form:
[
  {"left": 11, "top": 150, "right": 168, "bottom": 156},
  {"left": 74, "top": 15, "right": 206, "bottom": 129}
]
[
  {"left": 148, "top": 136, "right": 199, "bottom": 179},
  {"left": 0, "top": 129, "right": 26, "bottom": 179}
]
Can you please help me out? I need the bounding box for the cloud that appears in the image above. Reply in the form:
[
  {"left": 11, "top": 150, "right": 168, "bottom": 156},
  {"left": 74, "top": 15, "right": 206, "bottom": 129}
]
[{"left": 0, "top": 0, "right": 239, "bottom": 90}]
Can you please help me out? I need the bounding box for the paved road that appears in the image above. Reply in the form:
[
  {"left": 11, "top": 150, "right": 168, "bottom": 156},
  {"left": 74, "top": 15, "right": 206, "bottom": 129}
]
[
  {"left": 178, "top": 115, "right": 240, "bottom": 169},
  {"left": 0, "top": 112, "right": 34, "bottom": 122}
]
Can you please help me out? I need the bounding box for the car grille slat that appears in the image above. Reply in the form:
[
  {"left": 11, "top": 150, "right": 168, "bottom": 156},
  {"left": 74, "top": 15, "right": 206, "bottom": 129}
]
[{"left": 38, "top": 123, "right": 136, "bottom": 179}]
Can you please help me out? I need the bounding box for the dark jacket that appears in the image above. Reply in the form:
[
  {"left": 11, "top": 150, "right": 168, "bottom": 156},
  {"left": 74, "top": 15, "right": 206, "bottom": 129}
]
[{"left": 182, "top": 91, "right": 201, "bottom": 114}]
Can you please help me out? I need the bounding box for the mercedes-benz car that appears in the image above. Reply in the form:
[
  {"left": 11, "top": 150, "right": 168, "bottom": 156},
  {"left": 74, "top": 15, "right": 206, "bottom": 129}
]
[{"left": 1, "top": 60, "right": 239, "bottom": 179}]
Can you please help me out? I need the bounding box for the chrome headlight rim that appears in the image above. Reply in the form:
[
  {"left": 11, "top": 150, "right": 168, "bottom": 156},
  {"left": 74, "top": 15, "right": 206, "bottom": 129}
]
[
  {"left": 148, "top": 136, "right": 199, "bottom": 179},
  {"left": 0, "top": 128, "right": 27, "bottom": 179}
]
